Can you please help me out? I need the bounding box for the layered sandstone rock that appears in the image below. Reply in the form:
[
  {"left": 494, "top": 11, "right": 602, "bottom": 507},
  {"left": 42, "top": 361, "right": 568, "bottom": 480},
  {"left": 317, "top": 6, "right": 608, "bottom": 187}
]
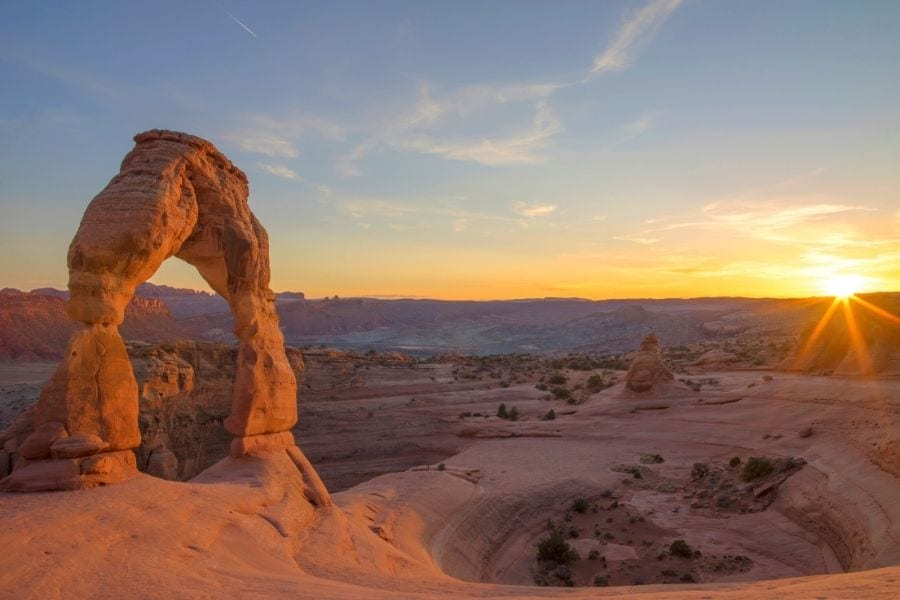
[
  {"left": 625, "top": 334, "right": 675, "bottom": 393},
  {"left": 2, "top": 130, "right": 321, "bottom": 495}
]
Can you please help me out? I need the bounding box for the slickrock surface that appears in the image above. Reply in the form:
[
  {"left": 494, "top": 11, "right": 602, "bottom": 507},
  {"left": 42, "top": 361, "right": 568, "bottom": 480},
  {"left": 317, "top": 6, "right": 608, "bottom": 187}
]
[{"left": 1, "top": 370, "right": 899, "bottom": 598}]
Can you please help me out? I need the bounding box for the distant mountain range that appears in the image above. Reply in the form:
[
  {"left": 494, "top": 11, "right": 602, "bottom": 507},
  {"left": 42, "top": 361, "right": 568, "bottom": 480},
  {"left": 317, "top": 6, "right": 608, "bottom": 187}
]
[{"left": 7, "top": 282, "right": 893, "bottom": 361}]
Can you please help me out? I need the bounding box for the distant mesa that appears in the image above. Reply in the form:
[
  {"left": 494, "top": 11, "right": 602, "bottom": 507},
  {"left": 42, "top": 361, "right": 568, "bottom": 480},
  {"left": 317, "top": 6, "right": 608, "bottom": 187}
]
[
  {"left": 1, "top": 130, "right": 329, "bottom": 503},
  {"left": 624, "top": 334, "right": 676, "bottom": 393}
]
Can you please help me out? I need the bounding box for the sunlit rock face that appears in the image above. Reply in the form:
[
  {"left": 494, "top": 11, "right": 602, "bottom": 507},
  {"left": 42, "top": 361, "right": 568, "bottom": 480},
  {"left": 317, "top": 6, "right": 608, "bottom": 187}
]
[
  {"left": 625, "top": 334, "right": 675, "bottom": 393},
  {"left": 3, "top": 130, "right": 310, "bottom": 492}
]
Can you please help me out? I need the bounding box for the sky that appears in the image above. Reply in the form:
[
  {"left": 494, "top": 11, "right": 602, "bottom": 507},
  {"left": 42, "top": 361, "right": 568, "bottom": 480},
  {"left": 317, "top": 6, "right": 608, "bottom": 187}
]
[{"left": 0, "top": 0, "right": 898, "bottom": 300}]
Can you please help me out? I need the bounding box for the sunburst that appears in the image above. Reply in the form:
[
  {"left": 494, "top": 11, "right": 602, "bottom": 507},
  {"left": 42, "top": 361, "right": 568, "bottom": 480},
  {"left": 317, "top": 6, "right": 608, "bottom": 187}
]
[{"left": 821, "top": 274, "right": 863, "bottom": 299}]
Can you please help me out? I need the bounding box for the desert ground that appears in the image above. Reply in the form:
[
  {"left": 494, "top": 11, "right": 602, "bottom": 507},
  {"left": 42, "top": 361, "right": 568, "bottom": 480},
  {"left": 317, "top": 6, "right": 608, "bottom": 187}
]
[{"left": 2, "top": 354, "right": 898, "bottom": 598}]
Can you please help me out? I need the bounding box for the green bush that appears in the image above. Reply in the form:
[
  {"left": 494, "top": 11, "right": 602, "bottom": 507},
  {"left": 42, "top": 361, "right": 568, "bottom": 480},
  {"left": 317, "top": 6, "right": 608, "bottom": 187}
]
[
  {"left": 536, "top": 531, "right": 580, "bottom": 565},
  {"left": 669, "top": 539, "right": 693, "bottom": 558},
  {"left": 548, "top": 372, "right": 567, "bottom": 385},
  {"left": 741, "top": 457, "right": 774, "bottom": 481},
  {"left": 497, "top": 403, "right": 508, "bottom": 419},
  {"left": 572, "top": 498, "right": 590, "bottom": 513},
  {"left": 551, "top": 386, "right": 572, "bottom": 400},
  {"left": 691, "top": 463, "right": 709, "bottom": 480},
  {"left": 508, "top": 406, "right": 519, "bottom": 421},
  {"left": 587, "top": 374, "right": 605, "bottom": 390},
  {"left": 640, "top": 453, "right": 665, "bottom": 464}
]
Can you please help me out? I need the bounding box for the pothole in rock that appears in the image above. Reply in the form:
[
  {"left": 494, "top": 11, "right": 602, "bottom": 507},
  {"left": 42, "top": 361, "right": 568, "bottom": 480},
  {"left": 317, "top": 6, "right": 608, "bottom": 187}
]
[{"left": 525, "top": 453, "right": 809, "bottom": 588}]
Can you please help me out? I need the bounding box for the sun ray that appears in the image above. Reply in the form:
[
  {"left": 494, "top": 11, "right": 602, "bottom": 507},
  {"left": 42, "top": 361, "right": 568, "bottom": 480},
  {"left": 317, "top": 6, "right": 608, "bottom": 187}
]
[
  {"left": 850, "top": 295, "right": 900, "bottom": 327},
  {"left": 840, "top": 298, "right": 874, "bottom": 375},
  {"left": 792, "top": 296, "right": 842, "bottom": 370}
]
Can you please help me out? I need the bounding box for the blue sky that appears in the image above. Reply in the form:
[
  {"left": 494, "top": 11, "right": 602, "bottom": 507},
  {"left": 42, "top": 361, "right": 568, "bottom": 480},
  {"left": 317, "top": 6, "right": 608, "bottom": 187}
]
[{"left": 1, "top": 0, "right": 898, "bottom": 299}]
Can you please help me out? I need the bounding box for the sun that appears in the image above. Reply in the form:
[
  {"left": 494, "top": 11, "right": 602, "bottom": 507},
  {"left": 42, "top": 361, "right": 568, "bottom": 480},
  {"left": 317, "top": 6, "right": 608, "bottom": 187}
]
[{"left": 822, "top": 274, "right": 863, "bottom": 299}]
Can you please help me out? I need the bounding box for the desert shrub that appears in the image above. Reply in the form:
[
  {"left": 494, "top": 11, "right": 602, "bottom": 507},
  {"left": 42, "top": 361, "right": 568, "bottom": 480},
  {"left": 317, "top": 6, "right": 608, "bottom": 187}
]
[
  {"left": 729, "top": 456, "right": 742, "bottom": 467},
  {"left": 508, "top": 406, "right": 519, "bottom": 421},
  {"left": 497, "top": 403, "right": 508, "bottom": 419},
  {"left": 572, "top": 498, "right": 590, "bottom": 513},
  {"left": 679, "top": 573, "right": 696, "bottom": 583},
  {"left": 691, "top": 463, "right": 709, "bottom": 480},
  {"left": 551, "top": 386, "right": 572, "bottom": 400},
  {"left": 535, "top": 382, "right": 548, "bottom": 391},
  {"left": 499, "top": 381, "right": 510, "bottom": 388},
  {"left": 536, "top": 531, "right": 580, "bottom": 565},
  {"left": 542, "top": 409, "right": 556, "bottom": 421},
  {"left": 640, "top": 453, "right": 665, "bottom": 464},
  {"left": 669, "top": 539, "right": 693, "bottom": 558},
  {"left": 593, "top": 575, "right": 609, "bottom": 587},
  {"left": 437, "top": 463, "right": 446, "bottom": 471},
  {"left": 548, "top": 372, "right": 567, "bottom": 385},
  {"left": 741, "top": 457, "right": 774, "bottom": 481},
  {"left": 587, "top": 374, "right": 605, "bottom": 391},
  {"left": 588, "top": 550, "right": 599, "bottom": 560},
  {"left": 612, "top": 464, "right": 645, "bottom": 479}
]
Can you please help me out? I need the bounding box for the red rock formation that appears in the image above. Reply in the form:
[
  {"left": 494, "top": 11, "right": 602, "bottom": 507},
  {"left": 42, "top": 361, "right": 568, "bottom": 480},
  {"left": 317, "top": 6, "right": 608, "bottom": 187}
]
[
  {"left": 0, "top": 289, "right": 184, "bottom": 360},
  {"left": 625, "top": 334, "right": 675, "bottom": 393},
  {"left": 3, "top": 131, "right": 323, "bottom": 496}
]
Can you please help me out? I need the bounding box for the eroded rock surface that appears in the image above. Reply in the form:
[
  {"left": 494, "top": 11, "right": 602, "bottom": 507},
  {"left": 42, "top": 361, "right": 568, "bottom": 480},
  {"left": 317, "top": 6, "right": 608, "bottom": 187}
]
[
  {"left": 2, "top": 130, "right": 316, "bottom": 493},
  {"left": 625, "top": 334, "right": 675, "bottom": 393}
]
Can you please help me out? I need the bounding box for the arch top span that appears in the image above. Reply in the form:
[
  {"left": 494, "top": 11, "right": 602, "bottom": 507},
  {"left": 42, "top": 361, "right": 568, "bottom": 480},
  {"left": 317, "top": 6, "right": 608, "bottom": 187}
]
[{"left": 3, "top": 130, "right": 313, "bottom": 493}]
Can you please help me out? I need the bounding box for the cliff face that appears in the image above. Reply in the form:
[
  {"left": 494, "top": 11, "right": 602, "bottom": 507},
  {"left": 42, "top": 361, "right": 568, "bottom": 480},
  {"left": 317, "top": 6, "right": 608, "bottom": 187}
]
[
  {"left": 0, "top": 341, "right": 305, "bottom": 482},
  {"left": 132, "top": 341, "right": 305, "bottom": 480},
  {"left": 0, "top": 289, "right": 186, "bottom": 360}
]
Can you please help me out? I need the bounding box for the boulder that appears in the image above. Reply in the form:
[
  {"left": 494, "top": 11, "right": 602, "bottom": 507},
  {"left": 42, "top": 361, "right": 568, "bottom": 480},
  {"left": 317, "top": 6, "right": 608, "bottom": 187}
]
[{"left": 625, "top": 334, "right": 675, "bottom": 393}]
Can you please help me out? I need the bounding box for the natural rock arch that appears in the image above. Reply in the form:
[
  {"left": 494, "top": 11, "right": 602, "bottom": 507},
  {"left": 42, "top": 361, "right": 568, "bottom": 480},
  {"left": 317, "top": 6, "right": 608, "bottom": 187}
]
[{"left": 5, "top": 131, "right": 321, "bottom": 493}]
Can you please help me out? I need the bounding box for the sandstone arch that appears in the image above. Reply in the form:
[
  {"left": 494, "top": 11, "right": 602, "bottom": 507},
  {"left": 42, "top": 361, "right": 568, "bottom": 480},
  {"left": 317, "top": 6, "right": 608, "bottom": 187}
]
[{"left": 5, "top": 130, "right": 314, "bottom": 492}]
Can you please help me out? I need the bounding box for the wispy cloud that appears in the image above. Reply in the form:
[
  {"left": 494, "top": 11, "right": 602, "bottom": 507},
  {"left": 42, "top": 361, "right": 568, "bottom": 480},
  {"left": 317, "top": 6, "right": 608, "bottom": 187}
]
[
  {"left": 222, "top": 132, "right": 298, "bottom": 157},
  {"left": 394, "top": 101, "right": 562, "bottom": 166},
  {"left": 221, "top": 113, "right": 346, "bottom": 159},
  {"left": 614, "top": 234, "right": 662, "bottom": 245},
  {"left": 701, "top": 201, "right": 871, "bottom": 231},
  {"left": 621, "top": 109, "right": 663, "bottom": 139},
  {"left": 614, "top": 198, "right": 884, "bottom": 254},
  {"left": 258, "top": 163, "right": 300, "bottom": 180},
  {"left": 512, "top": 201, "right": 558, "bottom": 218},
  {"left": 589, "top": 0, "right": 683, "bottom": 75},
  {"left": 335, "top": 196, "right": 518, "bottom": 234},
  {"left": 236, "top": 0, "right": 681, "bottom": 176}
]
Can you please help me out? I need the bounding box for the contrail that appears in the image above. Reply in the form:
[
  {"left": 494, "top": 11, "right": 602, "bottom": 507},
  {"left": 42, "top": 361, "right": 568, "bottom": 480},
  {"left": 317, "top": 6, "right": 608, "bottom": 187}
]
[{"left": 224, "top": 9, "right": 257, "bottom": 37}]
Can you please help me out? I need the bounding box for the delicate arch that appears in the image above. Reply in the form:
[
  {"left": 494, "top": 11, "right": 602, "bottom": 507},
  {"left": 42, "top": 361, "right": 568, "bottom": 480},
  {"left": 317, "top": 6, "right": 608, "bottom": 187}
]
[{"left": 16, "top": 131, "right": 298, "bottom": 490}]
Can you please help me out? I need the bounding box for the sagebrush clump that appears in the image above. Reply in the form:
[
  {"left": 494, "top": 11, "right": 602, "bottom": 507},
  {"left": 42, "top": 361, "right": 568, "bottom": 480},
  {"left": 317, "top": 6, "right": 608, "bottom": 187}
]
[{"left": 537, "top": 531, "right": 580, "bottom": 565}]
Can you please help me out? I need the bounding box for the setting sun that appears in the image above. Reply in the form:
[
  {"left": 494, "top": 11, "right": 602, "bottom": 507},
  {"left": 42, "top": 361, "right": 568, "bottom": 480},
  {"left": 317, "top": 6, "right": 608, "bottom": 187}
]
[{"left": 822, "top": 274, "right": 864, "bottom": 298}]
